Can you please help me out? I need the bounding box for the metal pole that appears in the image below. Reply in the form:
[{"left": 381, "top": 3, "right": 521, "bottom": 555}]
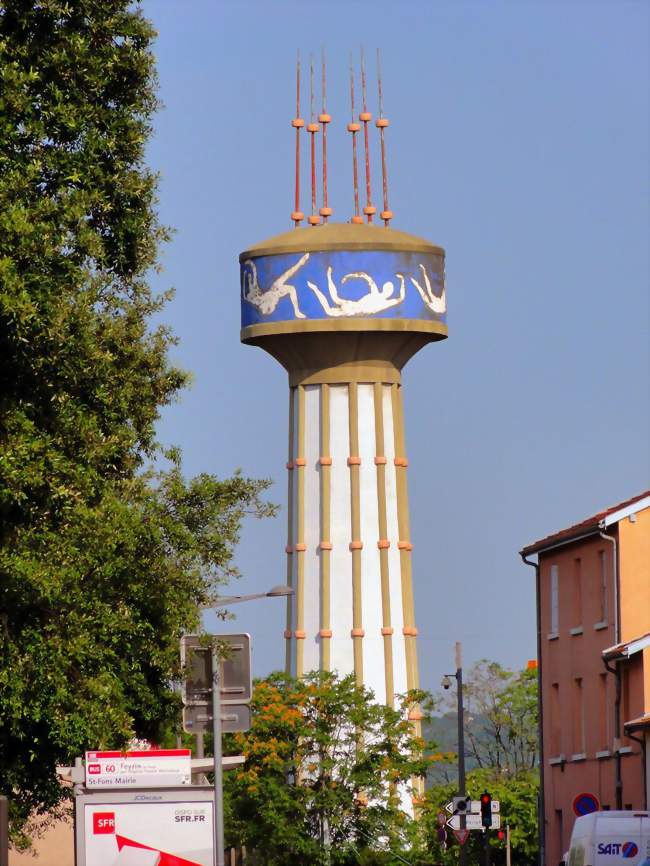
[
  {"left": 506, "top": 823, "right": 511, "bottom": 866},
  {"left": 212, "top": 646, "right": 225, "bottom": 866},
  {"left": 0, "top": 796, "right": 8, "bottom": 866},
  {"left": 484, "top": 829, "right": 492, "bottom": 866},
  {"left": 456, "top": 641, "right": 467, "bottom": 866}
]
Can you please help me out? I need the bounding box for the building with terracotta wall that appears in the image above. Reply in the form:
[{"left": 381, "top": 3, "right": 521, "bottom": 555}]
[{"left": 520, "top": 491, "right": 650, "bottom": 866}]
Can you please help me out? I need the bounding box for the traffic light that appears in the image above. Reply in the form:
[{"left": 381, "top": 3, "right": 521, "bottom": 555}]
[
  {"left": 480, "top": 791, "right": 492, "bottom": 828},
  {"left": 498, "top": 830, "right": 505, "bottom": 842}
]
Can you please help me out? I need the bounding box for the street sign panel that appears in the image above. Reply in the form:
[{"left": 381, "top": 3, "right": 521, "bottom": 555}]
[
  {"left": 453, "top": 829, "right": 470, "bottom": 845},
  {"left": 182, "top": 704, "right": 252, "bottom": 734},
  {"left": 181, "top": 633, "right": 252, "bottom": 706},
  {"left": 446, "top": 799, "right": 500, "bottom": 814},
  {"left": 447, "top": 813, "right": 501, "bottom": 831},
  {"left": 85, "top": 750, "right": 191, "bottom": 788}
]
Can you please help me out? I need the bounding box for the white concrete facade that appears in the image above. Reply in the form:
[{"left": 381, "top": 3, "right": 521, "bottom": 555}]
[{"left": 284, "top": 381, "right": 418, "bottom": 708}]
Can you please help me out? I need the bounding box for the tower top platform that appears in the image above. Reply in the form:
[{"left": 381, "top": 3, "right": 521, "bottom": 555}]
[
  {"left": 240, "top": 223, "right": 444, "bottom": 260},
  {"left": 239, "top": 223, "right": 447, "bottom": 386}
]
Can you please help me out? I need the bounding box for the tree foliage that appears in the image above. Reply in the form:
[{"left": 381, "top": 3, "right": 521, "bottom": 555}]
[
  {"left": 0, "top": 0, "right": 274, "bottom": 845},
  {"left": 223, "top": 672, "right": 433, "bottom": 866},
  {"left": 429, "top": 661, "right": 538, "bottom": 784}
]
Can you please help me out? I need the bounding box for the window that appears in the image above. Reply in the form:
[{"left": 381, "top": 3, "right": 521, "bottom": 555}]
[
  {"left": 550, "top": 564, "right": 559, "bottom": 634},
  {"left": 573, "top": 677, "right": 585, "bottom": 755},
  {"left": 598, "top": 550, "right": 608, "bottom": 623},
  {"left": 551, "top": 682, "right": 561, "bottom": 755},
  {"left": 598, "top": 673, "right": 609, "bottom": 750},
  {"left": 573, "top": 557, "right": 582, "bottom": 628}
]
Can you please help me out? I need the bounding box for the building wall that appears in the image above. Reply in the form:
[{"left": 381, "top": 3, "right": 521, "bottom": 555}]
[
  {"left": 538, "top": 531, "right": 645, "bottom": 865},
  {"left": 618, "top": 508, "right": 650, "bottom": 644}
]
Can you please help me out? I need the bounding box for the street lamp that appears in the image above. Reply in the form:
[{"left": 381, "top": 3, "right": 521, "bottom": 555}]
[
  {"left": 442, "top": 641, "right": 467, "bottom": 866},
  {"left": 211, "top": 584, "right": 293, "bottom": 606},
  {"left": 209, "top": 583, "right": 294, "bottom": 866}
]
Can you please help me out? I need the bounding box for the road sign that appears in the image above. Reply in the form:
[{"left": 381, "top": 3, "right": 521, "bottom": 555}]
[
  {"left": 182, "top": 703, "right": 252, "bottom": 734},
  {"left": 437, "top": 811, "right": 447, "bottom": 827},
  {"left": 453, "top": 829, "right": 470, "bottom": 846},
  {"left": 446, "top": 799, "right": 500, "bottom": 815},
  {"left": 181, "top": 633, "right": 252, "bottom": 706},
  {"left": 573, "top": 792, "right": 600, "bottom": 816},
  {"left": 84, "top": 750, "right": 191, "bottom": 788},
  {"left": 452, "top": 795, "right": 472, "bottom": 813},
  {"left": 447, "top": 814, "right": 501, "bottom": 831}
]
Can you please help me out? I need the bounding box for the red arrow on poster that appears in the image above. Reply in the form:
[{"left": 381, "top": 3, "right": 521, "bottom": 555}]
[
  {"left": 453, "top": 829, "right": 470, "bottom": 846},
  {"left": 117, "top": 835, "right": 203, "bottom": 866}
]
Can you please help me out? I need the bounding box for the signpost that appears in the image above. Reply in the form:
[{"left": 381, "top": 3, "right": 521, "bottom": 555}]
[{"left": 180, "top": 633, "right": 252, "bottom": 866}]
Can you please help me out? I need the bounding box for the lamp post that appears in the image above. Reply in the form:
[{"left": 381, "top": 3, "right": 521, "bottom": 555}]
[
  {"left": 442, "top": 641, "right": 467, "bottom": 866},
  {"left": 210, "top": 583, "right": 294, "bottom": 866}
]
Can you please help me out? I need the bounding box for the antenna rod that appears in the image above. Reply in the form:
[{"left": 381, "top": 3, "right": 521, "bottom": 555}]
[
  {"left": 307, "top": 55, "right": 320, "bottom": 225},
  {"left": 359, "top": 47, "right": 375, "bottom": 223},
  {"left": 348, "top": 57, "right": 363, "bottom": 224},
  {"left": 376, "top": 49, "right": 392, "bottom": 226},
  {"left": 319, "top": 48, "right": 332, "bottom": 223},
  {"left": 290, "top": 51, "right": 304, "bottom": 227}
]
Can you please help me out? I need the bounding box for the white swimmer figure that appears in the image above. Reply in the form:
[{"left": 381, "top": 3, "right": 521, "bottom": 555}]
[
  {"left": 409, "top": 263, "right": 446, "bottom": 314},
  {"left": 307, "top": 267, "right": 406, "bottom": 317},
  {"left": 242, "top": 253, "right": 309, "bottom": 318}
]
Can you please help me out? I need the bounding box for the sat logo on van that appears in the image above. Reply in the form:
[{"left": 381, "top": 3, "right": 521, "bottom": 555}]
[{"left": 597, "top": 842, "right": 639, "bottom": 858}]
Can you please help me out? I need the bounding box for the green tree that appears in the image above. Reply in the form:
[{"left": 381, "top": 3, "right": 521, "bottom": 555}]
[
  {"left": 223, "top": 671, "right": 433, "bottom": 866},
  {"left": 427, "top": 661, "right": 538, "bottom": 784},
  {"left": 0, "top": 0, "right": 274, "bottom": 846}
]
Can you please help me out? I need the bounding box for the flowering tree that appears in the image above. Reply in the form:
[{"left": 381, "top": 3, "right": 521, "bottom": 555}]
[{"left": 223, "top": 671, "right": 433, "bottom": 866}]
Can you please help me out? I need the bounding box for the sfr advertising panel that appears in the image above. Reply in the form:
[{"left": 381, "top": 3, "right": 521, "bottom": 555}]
[{"left": 75, "top": 789, "right": 214, "bottom": 866}]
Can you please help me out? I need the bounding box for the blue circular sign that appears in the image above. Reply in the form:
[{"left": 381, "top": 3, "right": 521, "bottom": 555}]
[{"left": 572, "top": 792, "right": 600, "bottom": 816}]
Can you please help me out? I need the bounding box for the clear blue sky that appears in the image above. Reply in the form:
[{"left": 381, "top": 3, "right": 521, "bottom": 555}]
[{"left": 142, "top": 0, "right": 649, "bottom": 695}]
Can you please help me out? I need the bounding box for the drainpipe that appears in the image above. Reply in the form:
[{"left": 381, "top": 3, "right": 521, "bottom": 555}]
[
  {"left": 603, "top": 656, "right": 623, "bottom": 810},
  {"left": 599, "top": 526, "right": 622, "bottom": 809},
  {"left": 625, "top": 729, "right": 648, "bottom": 809},
  {"left": 521, "top": 552, "right": 545, "bottom": 866}
]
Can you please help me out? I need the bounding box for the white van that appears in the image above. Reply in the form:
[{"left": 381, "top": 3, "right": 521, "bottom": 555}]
[{"left": 568, "top": 811, "right": 650, "bottom": 866}]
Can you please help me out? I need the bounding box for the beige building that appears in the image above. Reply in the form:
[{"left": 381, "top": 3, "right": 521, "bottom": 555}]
[{"left": 521, "top": 491, "right": 650, "bottom": 865}]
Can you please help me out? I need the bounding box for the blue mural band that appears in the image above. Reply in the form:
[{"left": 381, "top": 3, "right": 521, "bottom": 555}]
[{"left": 240, "top": 248, "right": 446, "bottom": 328}]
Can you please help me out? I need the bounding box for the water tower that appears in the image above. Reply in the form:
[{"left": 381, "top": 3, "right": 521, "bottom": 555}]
[{"left": 239, "top": 54, "right": 447, "bottom": 730}]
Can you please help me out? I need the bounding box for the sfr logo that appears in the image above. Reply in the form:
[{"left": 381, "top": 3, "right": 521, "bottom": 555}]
[
  {"left": 88, "top": 764, "right": 101, "bottom": 775},
  {"left": 93, "top": 812, "right": 115, "bottom": 834}
]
